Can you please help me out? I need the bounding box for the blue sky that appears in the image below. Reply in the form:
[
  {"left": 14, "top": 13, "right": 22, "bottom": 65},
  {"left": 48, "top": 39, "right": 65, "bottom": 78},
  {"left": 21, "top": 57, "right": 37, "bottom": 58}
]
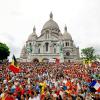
[{"left": 0, "top": 0, "right": 100, "bottom": 59}]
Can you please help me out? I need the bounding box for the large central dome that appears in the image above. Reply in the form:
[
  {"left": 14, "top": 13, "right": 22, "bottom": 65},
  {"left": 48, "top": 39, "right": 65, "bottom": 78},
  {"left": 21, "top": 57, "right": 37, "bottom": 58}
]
[{"left": 42, "top": 12, "right": 59, "bottom": 30}]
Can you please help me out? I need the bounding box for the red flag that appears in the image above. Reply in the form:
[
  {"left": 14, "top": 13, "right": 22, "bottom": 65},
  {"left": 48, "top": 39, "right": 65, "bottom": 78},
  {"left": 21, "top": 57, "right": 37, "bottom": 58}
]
[
  {"left": 9, "top": 55, "right": 20, "bottom": 73},
  {"left": 56, "top": 58, "right": 60, "bottom": 64}
]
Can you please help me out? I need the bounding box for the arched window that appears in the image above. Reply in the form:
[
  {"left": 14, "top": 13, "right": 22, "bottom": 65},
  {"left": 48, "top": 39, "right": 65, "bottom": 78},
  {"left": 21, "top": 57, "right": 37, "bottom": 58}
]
[
  {"left": 38, "top": 48, "right": 40, "bottom": 53},
  {"left": 46, "top": 30, "right": 49, "bottom": 39},
  {"left": 29, "top": 43, "right": 32, "bottom": 52},
  {"left": 66, "top": 42, "right": 69, "bottom": 46},
  {"left": 29, "top": 43, "right": 31, "bottom": 46},
  {"left": 45, "top": 43, "right": 49, "bottom": 52},
  {"left": 66, "top": 52, "right": 70, "bottom": 56}
]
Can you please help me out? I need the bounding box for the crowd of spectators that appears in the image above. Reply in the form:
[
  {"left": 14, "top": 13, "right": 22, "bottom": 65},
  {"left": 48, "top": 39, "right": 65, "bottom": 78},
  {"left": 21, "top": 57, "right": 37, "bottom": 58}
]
[{"left": 0, "top": 61, "right": 100, "bottom": 100}]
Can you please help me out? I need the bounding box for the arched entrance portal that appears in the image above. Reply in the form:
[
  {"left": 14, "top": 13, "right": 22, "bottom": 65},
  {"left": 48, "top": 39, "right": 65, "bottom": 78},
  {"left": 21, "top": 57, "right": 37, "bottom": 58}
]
[{"left": 32, "top": 58, "right": 39, "bottom": 63}]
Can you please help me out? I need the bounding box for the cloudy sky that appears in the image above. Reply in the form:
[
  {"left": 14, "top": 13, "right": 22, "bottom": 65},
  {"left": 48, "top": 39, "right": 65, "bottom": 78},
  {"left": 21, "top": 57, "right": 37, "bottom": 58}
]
[{"left": 0, "top": 0, "right": 100, "bottom": 59}]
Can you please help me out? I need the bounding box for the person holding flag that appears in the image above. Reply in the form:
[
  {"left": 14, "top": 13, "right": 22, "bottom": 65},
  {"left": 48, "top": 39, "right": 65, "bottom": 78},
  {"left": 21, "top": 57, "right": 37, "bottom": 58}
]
[{"left": 9, "top": 55, "right": 20, "bottom": 73}]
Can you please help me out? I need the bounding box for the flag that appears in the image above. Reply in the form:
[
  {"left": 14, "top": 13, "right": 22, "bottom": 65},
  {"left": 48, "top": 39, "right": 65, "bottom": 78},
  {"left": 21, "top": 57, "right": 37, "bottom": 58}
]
[
  {"left": 56, "top": 58, "right": 60, "bottom": 64},
  {"left": 89, "top": 80, "right": 100, "bottom": 92},
  {"left": 94, "top": 82, "right": 100, "bottom": 90},
  {"left": 9, "top": 55, "right": 20, "bottom": 73},
  {"left": 83, "top": 59, "right": 92, "bottom": 68},
  {"left": 89, "top": 80, "right": 96, "bottom": 87},
  {"left": 83, "top": 59, "right": 90, "bottom": 65}
]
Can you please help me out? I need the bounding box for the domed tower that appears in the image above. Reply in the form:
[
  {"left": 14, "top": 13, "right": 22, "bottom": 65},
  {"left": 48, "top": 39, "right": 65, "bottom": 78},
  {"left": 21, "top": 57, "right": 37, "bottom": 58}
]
[
  {"left": 26, "top": 26, "right": 38, "bottom": 54},
  {"left": 62, "top": 25, "right": 79, "bottom": 62},
  {"left": 63, "top": 25, "right": 72, "bottom": 40},
  {"left": 28, "top": 26, "right": 37, "bottom": 41},
  {"left": 41, "top": 12, "right": 61, "bottom": 36},
  {"left": 63, "top": 25, "right": 73, "bottom": 47}
]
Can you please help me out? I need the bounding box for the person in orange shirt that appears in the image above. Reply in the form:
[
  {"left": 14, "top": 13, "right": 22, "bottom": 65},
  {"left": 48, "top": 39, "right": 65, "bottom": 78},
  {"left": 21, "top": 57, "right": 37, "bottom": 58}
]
[{"left": 66, "top": 79, "right": 72, "bottom": 90}]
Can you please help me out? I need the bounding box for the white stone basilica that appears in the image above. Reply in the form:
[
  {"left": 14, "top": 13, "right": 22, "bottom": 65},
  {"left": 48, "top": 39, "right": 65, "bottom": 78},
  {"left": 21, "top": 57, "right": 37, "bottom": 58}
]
[{"left": 20, "top": 12, "right": 80, "bottom": 62}]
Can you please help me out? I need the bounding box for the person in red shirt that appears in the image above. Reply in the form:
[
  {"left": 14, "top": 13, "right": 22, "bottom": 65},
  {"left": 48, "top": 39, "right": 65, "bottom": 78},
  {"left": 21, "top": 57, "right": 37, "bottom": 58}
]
[{"left": 4, "top": 91, "right": 15, "bottom": 100}]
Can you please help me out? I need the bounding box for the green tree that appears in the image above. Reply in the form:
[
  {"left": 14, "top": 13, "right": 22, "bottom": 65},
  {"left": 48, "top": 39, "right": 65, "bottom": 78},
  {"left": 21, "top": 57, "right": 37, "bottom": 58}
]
[
  {"left": 0, "top": 42, "right": 10, "bottom": 62},
  {"left": 81, "top": 47, "right": 96, "bottom": 61},
  {"left": 96, "top": 54, "right": 100, "bottom": 60}
]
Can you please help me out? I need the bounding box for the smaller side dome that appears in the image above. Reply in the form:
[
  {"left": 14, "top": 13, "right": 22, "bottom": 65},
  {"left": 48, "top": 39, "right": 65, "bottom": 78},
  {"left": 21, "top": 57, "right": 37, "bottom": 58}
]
[
  {"left": 28, "top": 26, "right": 37, "bottom": 41},
  {"left": 63, "top": 25, "right": 72, "bottom": 40}
]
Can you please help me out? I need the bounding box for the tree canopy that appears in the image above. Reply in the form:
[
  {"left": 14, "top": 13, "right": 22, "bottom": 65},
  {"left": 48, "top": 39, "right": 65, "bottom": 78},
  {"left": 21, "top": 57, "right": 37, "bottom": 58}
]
[
  {"left": 81, "top": 47, "right": 97, "bottom": 61},
  {"left": 0, "top": 42, "right": 10, "bottom": 61}
]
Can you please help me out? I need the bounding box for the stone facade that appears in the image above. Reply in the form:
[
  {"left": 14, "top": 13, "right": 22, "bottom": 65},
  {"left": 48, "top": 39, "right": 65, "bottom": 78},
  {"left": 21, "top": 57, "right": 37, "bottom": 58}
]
[{"left": 20, "top": 12, "right": 80, "bottom": 62}]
